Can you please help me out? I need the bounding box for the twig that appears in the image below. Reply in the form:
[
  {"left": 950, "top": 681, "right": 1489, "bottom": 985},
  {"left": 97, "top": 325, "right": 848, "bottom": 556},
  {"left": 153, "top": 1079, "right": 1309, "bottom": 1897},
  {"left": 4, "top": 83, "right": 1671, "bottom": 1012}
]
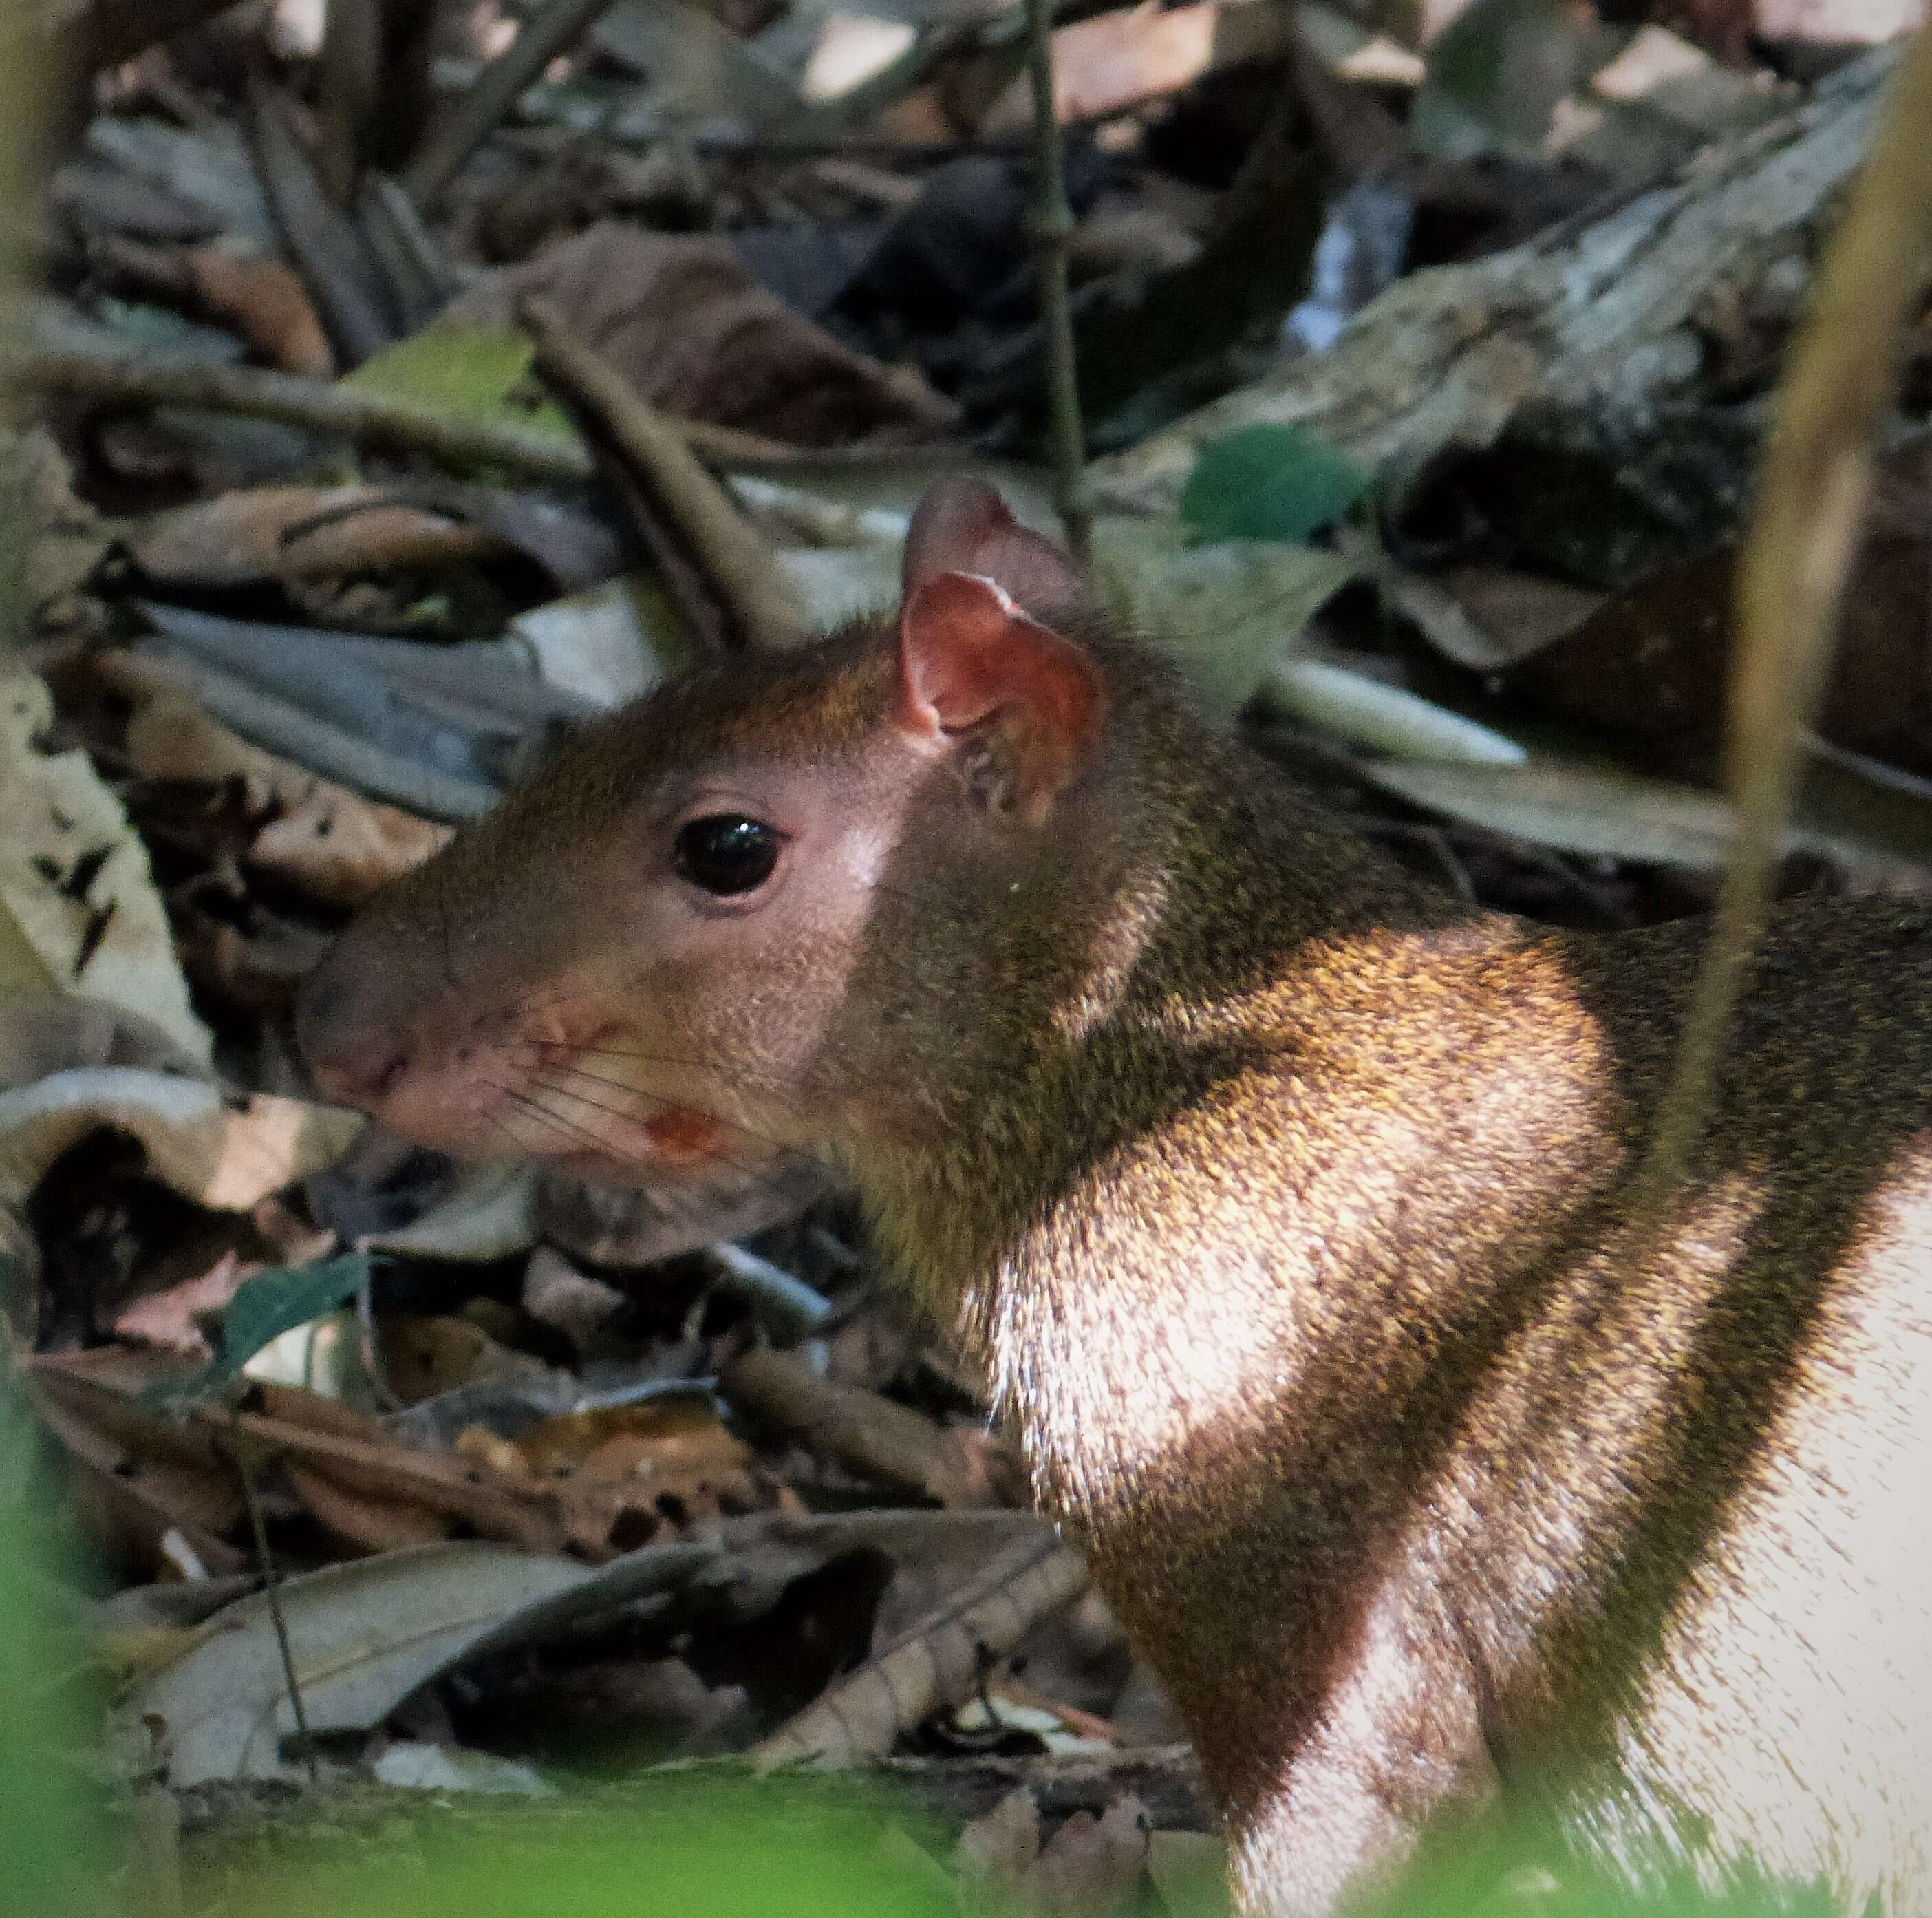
[
  {"left": 718, "top": 1346, "right": 979, "bottom": 1507},
  {"left": 1640, "top": 25, "right": 1932, "bottom": 1195},
  {"left": 402, "top": 0, "right": 624, "bottom": 211},
  {"left": 246, "top": 67, "right": 396, "bottom": 366},
  {"left": 230, "top": 1436, "right": 319, "bottom": 1787},
  {"left": 2, "top": 343, "right": 799, "bottom": 480},
  {"left": 519, "top": 294, "right": 805, "bottom": 653},
  {"left": 1020, "top": 0, "right": 1091, "bottom": 565}
]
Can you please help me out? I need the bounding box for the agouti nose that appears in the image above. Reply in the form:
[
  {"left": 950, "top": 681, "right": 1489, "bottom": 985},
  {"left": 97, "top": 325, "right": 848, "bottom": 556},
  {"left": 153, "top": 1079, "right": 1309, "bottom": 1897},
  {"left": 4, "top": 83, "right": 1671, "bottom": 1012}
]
[{"left": 295, "top": 963, "right": 411, "bottom": 1109}]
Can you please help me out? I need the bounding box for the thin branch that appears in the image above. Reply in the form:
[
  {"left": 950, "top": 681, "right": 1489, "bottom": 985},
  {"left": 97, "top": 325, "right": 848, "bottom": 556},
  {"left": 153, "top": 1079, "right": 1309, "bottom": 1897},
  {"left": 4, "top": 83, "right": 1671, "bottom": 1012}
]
[
  {"left": 230, "top": 1436, "right": 319, "bottom": 1787},
  {"left": 1640, "top": 27, "right": 1932, "bottom": 1195},
  {"left": 519, "top": 293, "right": 805, "bottom": 653},
  {"left": 1021, "top": 0, "right": 1091, "bottom": 566},
  {"left": 402, "top": 0, "right": 624, "bottom": 211},
  {"left": 1, "top": 343, "right": 800, "bottom": 480}
]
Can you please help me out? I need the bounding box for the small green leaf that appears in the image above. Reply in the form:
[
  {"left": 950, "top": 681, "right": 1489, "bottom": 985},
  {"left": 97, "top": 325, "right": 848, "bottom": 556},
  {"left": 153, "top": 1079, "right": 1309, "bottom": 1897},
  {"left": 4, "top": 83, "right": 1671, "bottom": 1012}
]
[
  {"left": 1181, "top": 424, "right": 1371, "bottom": 545},
  {"left": 345, "top": 326, "right": 581, "bottom": 451},
  {"left": 152, "top": 1251, "right": 372, "bottom": 1409}
]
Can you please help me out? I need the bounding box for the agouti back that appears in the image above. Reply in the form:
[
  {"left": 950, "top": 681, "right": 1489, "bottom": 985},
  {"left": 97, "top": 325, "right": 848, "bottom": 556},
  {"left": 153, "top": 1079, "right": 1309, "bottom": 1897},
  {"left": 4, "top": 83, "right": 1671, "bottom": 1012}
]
[{"left": 298, "top": 480, "right": 1932, "bottom": 1916}]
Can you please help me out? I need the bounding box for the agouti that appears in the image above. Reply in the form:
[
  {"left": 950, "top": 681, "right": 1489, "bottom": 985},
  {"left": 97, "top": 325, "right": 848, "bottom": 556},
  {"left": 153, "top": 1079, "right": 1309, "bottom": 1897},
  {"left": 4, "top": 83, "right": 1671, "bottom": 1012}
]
[{"left": 297, "top": 480, "right": 1932, "bottom": 1916}]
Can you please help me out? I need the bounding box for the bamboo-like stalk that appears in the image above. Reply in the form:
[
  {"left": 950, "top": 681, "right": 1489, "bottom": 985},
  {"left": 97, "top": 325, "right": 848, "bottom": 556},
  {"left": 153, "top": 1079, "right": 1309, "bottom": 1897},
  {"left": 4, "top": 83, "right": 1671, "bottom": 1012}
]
[
  {"left": 1021, "top": 0, "right": 1092, "bottom": 566},
  {"left": 1642, "top": 28, "right": 1932, "bottom": 1193}
]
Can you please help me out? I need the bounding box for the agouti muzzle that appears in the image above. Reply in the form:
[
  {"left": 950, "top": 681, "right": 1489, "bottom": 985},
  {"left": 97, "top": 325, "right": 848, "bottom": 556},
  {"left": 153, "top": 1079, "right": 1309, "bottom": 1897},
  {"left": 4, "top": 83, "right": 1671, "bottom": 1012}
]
[{"left": 298, "top": 480, "right": 1932, "bottom": 1916}]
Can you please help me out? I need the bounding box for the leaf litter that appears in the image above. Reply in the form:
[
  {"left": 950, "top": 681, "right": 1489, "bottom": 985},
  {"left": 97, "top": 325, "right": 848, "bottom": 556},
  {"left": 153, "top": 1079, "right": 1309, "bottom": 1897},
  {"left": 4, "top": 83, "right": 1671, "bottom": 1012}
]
[{"left": 6, "top": 1, "right": 1932, "bottom": 1913}]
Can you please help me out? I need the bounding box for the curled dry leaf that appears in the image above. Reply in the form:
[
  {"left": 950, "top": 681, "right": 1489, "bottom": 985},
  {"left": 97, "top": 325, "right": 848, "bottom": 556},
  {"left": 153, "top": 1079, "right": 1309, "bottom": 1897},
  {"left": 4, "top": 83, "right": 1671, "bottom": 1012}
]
[
  {"left": 180, "top": 246, "right": 335, "bottom": 377},
  {"left": 121, "top": 1535, "right": 722, "bottom": 1785},
  {"left": 27, "top": 1350, "right": 248, "bottom": 1579},
  {"left": 752, "top": 1532, "right": 1089, "bottom": 1769},
  {"left": 467, "top": 1395, "right": 780, "bottom": 1535},
  {"left": 446, "top": 224, "right": 957, "bottom": 447},
  {"left": 0, "top": 660, "right": 211, "bottom": 1064},
  {"left": 0, "top": 1068, "right": 362, "bottom": 1218},
  {"left": 124, "top": 484, "right": 503, "bottom": 588},
  {"left": 976, "top": 0, "right": 1303, "bottom": 134},
  {"left": 99, "top": 651, "right": 453, "bottom": 908},
  {"left": 96, "top": 238, "right": 334, "bottom": 377}
]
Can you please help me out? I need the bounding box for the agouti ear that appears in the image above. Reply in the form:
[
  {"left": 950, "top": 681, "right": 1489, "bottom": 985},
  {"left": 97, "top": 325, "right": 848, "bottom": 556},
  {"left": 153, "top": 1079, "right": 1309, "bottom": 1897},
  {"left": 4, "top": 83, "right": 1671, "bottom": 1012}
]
[
  {"left": 903, "top": 478, "right": 1085, "bottom": 617},
  {"left": 897, "top": 570, "right": 1106, "bottom": 820}
]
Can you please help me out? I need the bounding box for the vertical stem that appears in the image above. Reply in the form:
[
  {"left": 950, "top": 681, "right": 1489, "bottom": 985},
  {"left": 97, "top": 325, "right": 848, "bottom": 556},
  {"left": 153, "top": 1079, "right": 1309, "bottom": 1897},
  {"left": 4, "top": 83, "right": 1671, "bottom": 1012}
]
[
  {"left": 233, "top": 1437, "right": 320, "bottom": 1786},
  {"left": 1640, "top": 27, "right": 1932, "bottom": 1199},
  {"left": 1021, "top": 0, "right": 1092, "bottom": 567}
]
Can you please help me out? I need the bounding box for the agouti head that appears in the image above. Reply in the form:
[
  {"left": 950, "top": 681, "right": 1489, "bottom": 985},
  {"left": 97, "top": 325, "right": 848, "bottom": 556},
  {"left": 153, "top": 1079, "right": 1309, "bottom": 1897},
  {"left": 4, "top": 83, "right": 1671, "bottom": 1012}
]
[{"left": 297, "top": 480, "right": 1154, "bottom": 1193}]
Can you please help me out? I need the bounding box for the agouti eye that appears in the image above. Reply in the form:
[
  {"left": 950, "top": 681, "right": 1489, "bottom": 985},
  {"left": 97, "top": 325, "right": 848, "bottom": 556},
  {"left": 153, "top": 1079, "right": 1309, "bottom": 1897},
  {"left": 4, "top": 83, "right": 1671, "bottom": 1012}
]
[{"left": 674, "top": 813, "right": 784, "bottom": 896}]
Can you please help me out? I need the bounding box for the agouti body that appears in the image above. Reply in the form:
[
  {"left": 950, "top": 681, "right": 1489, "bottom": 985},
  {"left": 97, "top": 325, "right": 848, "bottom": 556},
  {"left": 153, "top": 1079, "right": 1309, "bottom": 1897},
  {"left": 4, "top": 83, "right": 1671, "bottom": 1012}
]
[{"left": 299, "top": 482, "right": 1932, "bottom": 1915}]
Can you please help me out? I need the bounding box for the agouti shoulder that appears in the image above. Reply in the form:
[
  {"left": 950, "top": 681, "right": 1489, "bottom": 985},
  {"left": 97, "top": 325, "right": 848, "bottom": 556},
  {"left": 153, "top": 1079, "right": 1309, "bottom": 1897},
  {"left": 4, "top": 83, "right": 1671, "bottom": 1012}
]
[{"left": 298, "top": 480, "right": 1932, "bottom": 1917}]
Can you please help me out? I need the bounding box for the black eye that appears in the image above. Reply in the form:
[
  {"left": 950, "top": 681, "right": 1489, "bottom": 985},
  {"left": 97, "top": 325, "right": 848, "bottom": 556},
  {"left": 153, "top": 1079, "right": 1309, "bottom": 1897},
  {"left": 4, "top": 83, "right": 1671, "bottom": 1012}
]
[{"left": 674, "top": 813, "right": 784, "bottom": 896}]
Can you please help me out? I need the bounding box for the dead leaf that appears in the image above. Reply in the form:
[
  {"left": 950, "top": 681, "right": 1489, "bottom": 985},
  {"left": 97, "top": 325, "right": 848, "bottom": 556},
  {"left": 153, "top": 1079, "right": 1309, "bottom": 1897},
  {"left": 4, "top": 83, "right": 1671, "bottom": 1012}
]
[
  {"left": 375, "top": 1312, "right": 553, "bottom": 1407},
  {"left": 976, "top": 0, "right": 1303, "bottom": 136},
  {"left": 1, "top": 427, "right": 111, "bottom": 635},
  {"left": 720, "top": 1347, "right": 998, "bottom": 1509},
  {"left": 27, "top": 1350, "right": 247, "bottom": 1579},
  {"left": 182, "top": 247, "right": 335, "bottom": 378},
  {"left": 111, "top": 1249, "right": 252, "bottom": 1358},
  {"left": 1020, "top": 1796, "right": 1150, "bottom": 1917},
  {"left": 752, "top": 1532, "right": 1088, "bottom": 1768},
  {"left": 445, "top": 225, "right": 956, "bottom": 447},
  {"left": 122, "top": 1535, "right": 722, "bottom": 1784},
  {"left": 0, "top": 660, "right": 211, "bottom": 1064},
  {"left": 0, "top": 994, "right": 195, "bottom": 1092},
  {"left": 0, "top": 1069, "right": 361, "bottom": 1218},
  {"left": 957, "top": 1789, "right": 1044, "bottom": 1898},
  {"left": 124, "top": 484, "right": 501, "bottom": 588}
]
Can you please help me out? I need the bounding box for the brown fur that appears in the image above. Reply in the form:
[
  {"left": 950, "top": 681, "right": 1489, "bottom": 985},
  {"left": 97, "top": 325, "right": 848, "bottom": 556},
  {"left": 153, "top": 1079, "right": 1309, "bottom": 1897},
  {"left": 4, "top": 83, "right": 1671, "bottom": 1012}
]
[{"left": 299, "top": 491, "right": 1932, "bottom": 1917}]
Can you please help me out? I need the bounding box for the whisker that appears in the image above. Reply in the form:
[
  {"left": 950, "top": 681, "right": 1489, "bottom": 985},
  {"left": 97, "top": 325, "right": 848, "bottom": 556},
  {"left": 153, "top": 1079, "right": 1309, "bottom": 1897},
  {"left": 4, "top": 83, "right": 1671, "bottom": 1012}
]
[
  {"left": 506, "top": 1038, "right": 808, "bottom": 1116},
  {"left": 526, "top": 1062, "right": 797, "bottom": 1158},
  {"left": 483, "top": 1080, "right": 621, "bottom": 1160}
]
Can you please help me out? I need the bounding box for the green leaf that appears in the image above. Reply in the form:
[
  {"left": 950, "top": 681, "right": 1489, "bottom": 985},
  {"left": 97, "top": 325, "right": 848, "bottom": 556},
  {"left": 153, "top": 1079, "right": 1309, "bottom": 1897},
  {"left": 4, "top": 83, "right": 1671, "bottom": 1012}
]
[
  {"left": 153, "top": 1251, "right": 372, "bottom": 1409},
  {"left": 1181, "top": 423, "right": 1371, "bottom": 545},
  {"left": 344, "top": 326, "right": 581, "bottom": 454}
]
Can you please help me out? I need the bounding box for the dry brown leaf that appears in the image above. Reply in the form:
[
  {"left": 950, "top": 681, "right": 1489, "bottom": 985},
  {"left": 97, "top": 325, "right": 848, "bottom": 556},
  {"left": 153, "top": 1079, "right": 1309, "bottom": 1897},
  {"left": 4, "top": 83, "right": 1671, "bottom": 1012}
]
[
  {"left": 446, "top": 225, "right": 956, "bottom": 447},
  {"left": 1020, "top": 1796, "right": 1150, "bottom": 1917},
  {"left": 97, "top": 651, "right": 452, "bottom": 906},
  {"left": 246, "top": 788, "right": 454, "bottom": 908},
  {"left": 488, "top": 1396, "right": 780, "bottom": 1533},
  {"left": 3, "top": 428, "right": 110, "bottom": 635},
  {"left": 751, "top": 1532, "right": 1088, "bottom": 1768},
  {"left": 182, "top": 246, "right": 335, "bottom": 377},
  {"left": 975, "top": 0, "right": 1300, "bottom": 134},
  {"left": 111, "top": 1248, "right": 252, "bottom": 1358},
  {"left": 956, "top": 1788, "right": 1044, "bottom": 1896},
  {"left": 27, "top": 1351, "right": 247, "bottom": 1577},
  {"left": 125, "top": 484, "right": 502, "bottom": 588},
  {"left": 374, "top": 1312, "right": 555, "bottom": 1407}
]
